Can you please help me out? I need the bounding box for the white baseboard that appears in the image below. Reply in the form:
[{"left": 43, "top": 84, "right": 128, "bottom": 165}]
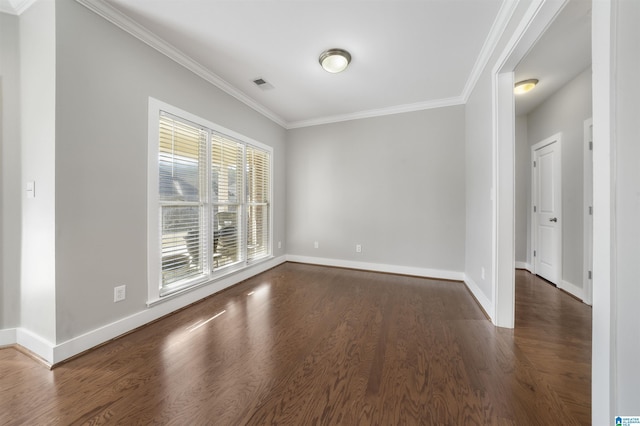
[
  {"left": 285, "top": 255, "right": 465, "bottom": 281},
  {"left": 559, "top": 279, "right": 585, "bottom": 302},
  {"left": 1, "top": 328, "right": 54, "bottom": 366},
  {"left": 17, "top": 328, "right": 55, "bottom": 364},
  {"left": 0, "top": 328, "right": 17, "bottom": 347},
  {"left": 6, "top": 256, "right": 509, "bottom": 365},
  {"left": 515, "top": 261, "right": 533, "bottom": 272},
  {"left": 4, "top": 256, "right": 286, "bottom": 365},
  {"left": 463, "top": 275, "right": 495, "bottom": 323}
]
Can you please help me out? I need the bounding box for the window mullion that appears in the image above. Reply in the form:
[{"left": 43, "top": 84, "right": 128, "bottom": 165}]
[
  {"left": 242, "top": 145, "right": 248, "bottom": 265},
  {"left": 205, "top": 128, "right": 212, "bottom": 277}
]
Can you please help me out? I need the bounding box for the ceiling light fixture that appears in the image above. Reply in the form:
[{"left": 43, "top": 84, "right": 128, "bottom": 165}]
[
  {"left": 514, "top": 79, "right": 539, "bottom": 95},
  {"left": 319, "top": 49, "right": 351, "bottom": 73}
]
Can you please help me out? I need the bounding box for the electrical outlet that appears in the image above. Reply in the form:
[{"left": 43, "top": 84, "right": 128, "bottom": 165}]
[
  {"left": 481, "top": 267, "right": 485, "bottom": 280},
  {"left": 356, "top": 244, "right": 362, "bottom": 253},
  {"left": 114, "top": 285, "right": 126, "bottom": 302},
  {"left": 314, "top": 241, "right": 319, "bottom": 249},
  {"left": 278, "top": 241, "right": 282, "bottom": 249}
]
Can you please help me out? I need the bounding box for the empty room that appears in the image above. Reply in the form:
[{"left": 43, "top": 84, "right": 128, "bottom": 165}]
[{"left": 1, "top": 0, "right": 638, "bottom": 424}]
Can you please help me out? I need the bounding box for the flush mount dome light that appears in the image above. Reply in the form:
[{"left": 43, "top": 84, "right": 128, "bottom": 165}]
[
  {"left": 319, "top": 49, "right": 351, "bottom": 73},
  {"left": 514, "top": 79, "right": 539, "bottom": 95}
]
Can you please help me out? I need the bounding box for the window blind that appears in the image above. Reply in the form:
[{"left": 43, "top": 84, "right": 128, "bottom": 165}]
[
  {"left": 159, "top": 113, "right": 207, "bottom": 287},
  {"left": 153, "top": 105, "right": 272, "bottom": 295},
  {"left": 211, "top": 133, "right": 244, "bottom": 269},
  {"left": 247, "top": 146, "right": 270, "bottom": 261}
]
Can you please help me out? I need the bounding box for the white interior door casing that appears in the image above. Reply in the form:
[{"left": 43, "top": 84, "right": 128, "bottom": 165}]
[
  {"left": 583, "top": 118, "right": 593, "bottom": 305},
  {"left": 532, "top": 134, "right": 562, "bottom": 284}
]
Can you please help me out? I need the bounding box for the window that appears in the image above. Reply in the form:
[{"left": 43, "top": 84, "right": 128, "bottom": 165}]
[{"left": 148, "top": 99, "right": 272, "bottom": 301}]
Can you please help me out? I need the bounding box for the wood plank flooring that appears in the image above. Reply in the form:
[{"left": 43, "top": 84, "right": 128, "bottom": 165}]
[{"left": 0, "top": 264, "right": 591, "bottom": 425}]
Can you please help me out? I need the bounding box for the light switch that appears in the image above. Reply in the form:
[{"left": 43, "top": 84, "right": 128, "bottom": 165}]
[{"left": 26, "top": 181, "right": 35, "bottom": 198}]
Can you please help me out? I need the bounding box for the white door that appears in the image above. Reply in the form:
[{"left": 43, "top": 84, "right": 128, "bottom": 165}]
[{"left": 532, "top": 134, "right": 562, "bottom": 285}]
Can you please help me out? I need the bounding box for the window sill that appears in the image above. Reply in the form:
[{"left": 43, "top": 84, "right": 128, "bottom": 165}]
[{"left": 146, "top": 255, "right": 274, "bottom": 308}]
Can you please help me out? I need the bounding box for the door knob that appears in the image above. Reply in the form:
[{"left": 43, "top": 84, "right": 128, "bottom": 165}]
[{"left": 549, "top": 217, "right": 558, "bottom": 222}]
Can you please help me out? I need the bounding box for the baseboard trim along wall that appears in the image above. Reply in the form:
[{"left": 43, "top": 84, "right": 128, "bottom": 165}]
[
  {"left": 287, "top": 255, "right": 498, "bottom": 323},
  {"left": 515, "top": 261, "right": 533, "bottom": 272},
  {"left": 16, "top": 328, "right": 55, "bottom": 365},
  {"left": 513, "top": 262, "right": 585, "bottom": 303},
  {"left": 0, "top": 328, "right": 17, "bottom": 347},
  {"left": 2, "top": 255, "right": 287, "bottom": 366},
  {"left": 560, "top": 279, "right": 585, "bottom": 302},
  {"left": 285, "top": 255, "right": 465, "bottom": 282},
  {"left": 463, "top": 275, "right": 495, "bottom": 323},
  {"left": 3, "top": 256, "right": 510, "bottom": 365}
]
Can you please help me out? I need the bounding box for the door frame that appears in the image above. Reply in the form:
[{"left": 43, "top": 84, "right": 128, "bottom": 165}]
[
  {"left": 494, "top": 0, "right": 614, "bottom": 422},
  {"left": 530, "top": 134, "right": 562, "bottom": 283},
  {"left": 583, "top": 118, "right": 593, "bottom": 305},
  {"left": 491, "top": 0, "right": 567, "bottom": 328}
]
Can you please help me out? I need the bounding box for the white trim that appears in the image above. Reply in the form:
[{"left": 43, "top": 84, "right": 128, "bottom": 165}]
[
  {"left": 7, "top": 256, "right": 286, "bottom": 365},
  {"left": 583, "top": 118, "right": 594, "bottom": 306},
  {"left": 74, "top": 0, "right": 288, "bottom": 129},
  {"left": 530, "top": 133, "right": 562, "bottom": 151},
  {"left": 147, "top": 97, "right": 274, "bottom": 303},
  {"left": 287, "top": 97, "right": 464, "bottom": 129},
  {"left": 463, "top": 274, "right": 495, "bottom": 322},
  {"left": 491, "top": 0, "right": 567, "bottom": 329},
  {"left": 0, "top": 328, "right": 17, "bottom": 346},
  {"left": 591, "top": 0, "right": 614, "bottom": 422},
  {"left": 531, "top": 133, "right": 563, "bottom": 285},
  {"left": 16, "top": 328, "right": 55, "bottom": 364},
  {"left": 0, "top": 0, "right": 36, "bottom": 15},
  {"left": 460, "top": 0, "right": 520, "bottom": 102},
  {"left": 147, "top": 99, "right": 161, "bottom": 303},
  {"left": 515, "top": 261, "right": 533, "bottom": 272},
  {"left": 559, "top": 279, "right": 585, "bottom": 302},
  {"left": 286, "top": 255, "right": 464, "bottom": 282},
  {"left": 147, "top": 256, "right": 276, "bottom": 307},
  {"left": 492, "top": 70, "right": 516, "bottom": 328},
  {"left": 73, "top": 0, "right": 519, "bottom": 131}
]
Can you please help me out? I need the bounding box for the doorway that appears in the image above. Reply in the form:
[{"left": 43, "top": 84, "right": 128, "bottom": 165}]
[{"left": 531, "top": 134, "right": 562, "bottom": 285}]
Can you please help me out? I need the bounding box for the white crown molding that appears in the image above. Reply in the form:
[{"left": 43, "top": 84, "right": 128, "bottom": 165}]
[
  {"left": 74, "top": 0, "right": 288, "bottom": 129},
  {"left": 0, "top": 0, "right": 36, "bottom": 15},
  {"left": 74, "top": 0, "right": 516, "bottom": 130},
  {"left": 460, "top": 0, "right": 521, "bottom": 102},
  {"left": 287, "top": 96, "right": 465, "bottom": 129}
]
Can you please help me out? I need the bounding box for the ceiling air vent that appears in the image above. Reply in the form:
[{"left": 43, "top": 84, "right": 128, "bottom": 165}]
[{"left": 252, "top": 77, "right": 274, "bottom": 91}]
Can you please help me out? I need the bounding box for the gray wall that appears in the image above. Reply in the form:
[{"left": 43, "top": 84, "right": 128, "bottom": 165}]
[
  {"left": 52, "top": 0, "right": 286, "bottom": 342},
  {"left": 464, "top": 1, "right": 531, "bottom": 309},
  {"left": 525, "top": 67, "right": 592, "bottom": 290},
  {"left": 286, "top": 106, "right": 466, "bottom": 273},
  {"left": 514, "top": 115, "right": 529, "bottom": 266},
  {"left": 0, "top": 12, "right": 21, "bottom": 330},
  {"left": 20, "top": 0, "right": 57, "bottom": 342},
  {"left": 614, "top": 0, "right": 640, "bottom": 413},
  {"left": 464, "top": 70, "right": 495, "bottom": 300}
]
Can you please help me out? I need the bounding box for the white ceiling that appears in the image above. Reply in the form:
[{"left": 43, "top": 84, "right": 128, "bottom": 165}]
[
  {"left": 4, "top": 0, "right": 592, "bottom": 127},
  {"left": 514, "top": 0, "right": 592, "bottom": 116},
  {"left": 101, "top": 0, "right": 508, "bottom": 127}
]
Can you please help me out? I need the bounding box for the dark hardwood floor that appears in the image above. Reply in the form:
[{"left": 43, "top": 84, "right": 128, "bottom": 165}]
[{"left": 0, "top": 263, "right": 591, "bottom": 425}]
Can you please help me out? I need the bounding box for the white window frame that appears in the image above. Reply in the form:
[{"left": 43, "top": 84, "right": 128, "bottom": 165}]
[{"left": 147, "top": 97, "right": 273, "bottom": 304}]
